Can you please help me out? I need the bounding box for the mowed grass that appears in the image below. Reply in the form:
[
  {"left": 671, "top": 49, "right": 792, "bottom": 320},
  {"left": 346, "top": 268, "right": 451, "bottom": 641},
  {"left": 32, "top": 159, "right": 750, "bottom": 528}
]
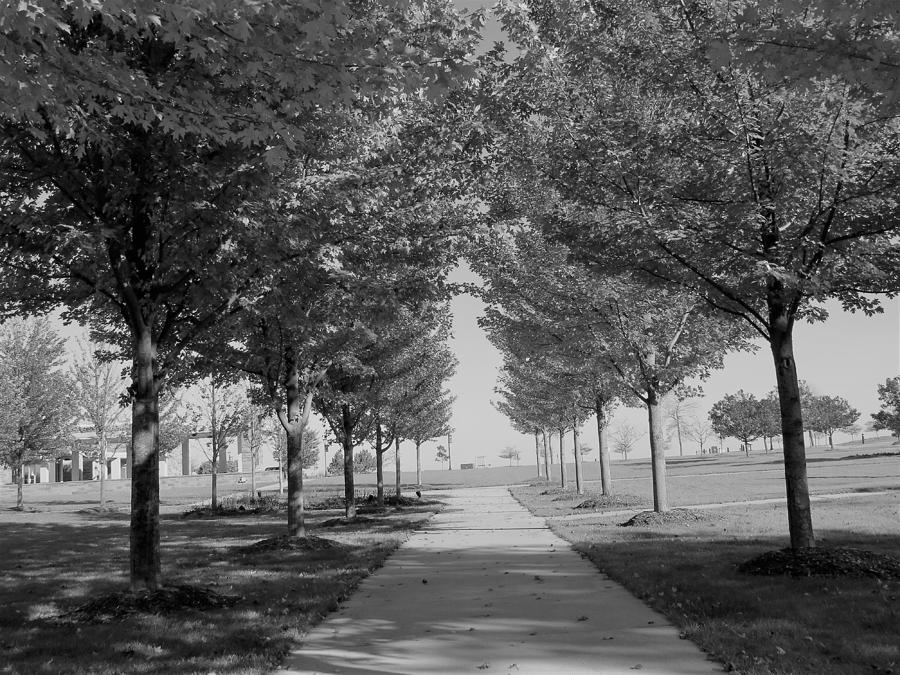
[
  {"left": 512, "top": 479, "right": 900, "bottom": 674},
  {"left": 0, "top": 489, "right": 442, "bottom": 675}
]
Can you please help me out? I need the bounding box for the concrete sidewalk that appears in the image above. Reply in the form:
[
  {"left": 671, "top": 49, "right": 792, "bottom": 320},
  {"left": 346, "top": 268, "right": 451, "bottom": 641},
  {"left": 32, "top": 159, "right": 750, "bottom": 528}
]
[{"left": 277, "top": 486, "right": 722, "bottom": 675}]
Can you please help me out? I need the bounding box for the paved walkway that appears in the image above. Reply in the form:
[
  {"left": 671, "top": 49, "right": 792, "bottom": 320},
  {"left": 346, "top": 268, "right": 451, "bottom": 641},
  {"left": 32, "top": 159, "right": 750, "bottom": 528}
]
[{"left": 277, "top": 486, "right": 721, "bottom": 674}]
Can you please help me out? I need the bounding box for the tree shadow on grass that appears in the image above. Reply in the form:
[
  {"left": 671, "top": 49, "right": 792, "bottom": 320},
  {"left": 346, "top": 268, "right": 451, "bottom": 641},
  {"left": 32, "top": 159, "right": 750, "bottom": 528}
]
[{"left": 1, "top": 510, "right": 432, "bottom": 674}]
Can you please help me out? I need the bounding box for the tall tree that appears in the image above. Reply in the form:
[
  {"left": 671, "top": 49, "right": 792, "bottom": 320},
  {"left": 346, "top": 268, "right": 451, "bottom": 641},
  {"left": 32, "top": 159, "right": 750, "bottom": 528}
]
[
  {"left": 487, "top": 0, "right": 900, "bottom": 548},
  {"left": 71, "top": 342, "right": 128, "bottom": 510},
  {"left": 0, "top": 318, "right": 73, "bottom": 509}
]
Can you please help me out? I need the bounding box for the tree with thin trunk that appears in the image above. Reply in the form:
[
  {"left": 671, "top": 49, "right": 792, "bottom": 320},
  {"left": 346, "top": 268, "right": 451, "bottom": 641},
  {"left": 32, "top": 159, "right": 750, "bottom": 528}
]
[
  {"left": 191, "top": 379, "right": 248, "bottom": 511},
  {"left": 807, "top": 395, "right": 860, "bottom": 449},
  {"left": 709, "top": 391, "right": 767, "bottom": 457},
  {"left": 683, "top": 417, "right": 715, "bottom": 455},
  {"left": 0, "top": 318, "right": 73, "bottom": 509},
  {"left": 612, "top": 424, "right": 643, "bottom": 462},
  {"left": 664, "top": 395, "right": 698, "bottom": 458},
  {"left": 499, "top": 446, "right": 521, "bottom": 466},
  {"left": 71, "top": 342, "right": 127, "bottom": 511}
]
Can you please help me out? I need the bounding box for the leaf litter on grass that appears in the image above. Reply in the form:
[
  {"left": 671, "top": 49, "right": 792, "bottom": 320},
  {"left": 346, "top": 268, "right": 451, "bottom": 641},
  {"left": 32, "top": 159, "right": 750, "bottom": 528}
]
[{"left": 237, "top": 534, "right": 347, "bottom": 553}]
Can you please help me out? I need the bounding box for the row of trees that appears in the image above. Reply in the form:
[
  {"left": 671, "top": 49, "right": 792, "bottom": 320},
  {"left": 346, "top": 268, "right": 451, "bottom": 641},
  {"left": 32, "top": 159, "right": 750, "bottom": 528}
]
[
  {"left": 708, "top": 386, "right": 860, "bottom": 453},
  {"left": 0, "top": 1, "right": 474, "bottom": 590},
  {"left": 476, "top": 0, "right": 900, "bottom": 551}
]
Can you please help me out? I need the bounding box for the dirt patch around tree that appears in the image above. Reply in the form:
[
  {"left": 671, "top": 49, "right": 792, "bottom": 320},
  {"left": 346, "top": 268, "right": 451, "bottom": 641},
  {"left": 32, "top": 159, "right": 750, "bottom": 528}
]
[
  {"left": 738, "top": 546, "right": 900, "bottom": 579},
  {"left": 619, "top": 509, "right": 712, "bottom": 527},
  {"left": 58, "top": 585, "right": 240, "bottom": 624},
  {"left": 236, "top": 534, "right": 347, "bottom": 554},
  {"left": 574, "top": 494, "right": 645, "bottom": 510}
]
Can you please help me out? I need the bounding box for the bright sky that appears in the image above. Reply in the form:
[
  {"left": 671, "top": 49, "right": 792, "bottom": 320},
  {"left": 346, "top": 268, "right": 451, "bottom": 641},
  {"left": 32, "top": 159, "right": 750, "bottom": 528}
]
[{"left": 443, "top": 261, "right": 899, "bottom": 468}]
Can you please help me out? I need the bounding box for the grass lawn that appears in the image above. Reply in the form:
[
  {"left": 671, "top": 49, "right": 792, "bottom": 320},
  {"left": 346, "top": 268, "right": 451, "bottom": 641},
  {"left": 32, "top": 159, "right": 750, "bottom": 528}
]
[
  {"left": 511, "top": 483, "right": 900, "bottom": 675},
  {"left": 0, "top": 490, "right": 442, "bottom": 674}
]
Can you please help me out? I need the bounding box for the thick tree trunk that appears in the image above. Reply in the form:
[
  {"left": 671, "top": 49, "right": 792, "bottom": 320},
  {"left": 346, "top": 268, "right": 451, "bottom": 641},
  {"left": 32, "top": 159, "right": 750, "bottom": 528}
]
[
  {"left": 130, "top": 327, "right": 161, "bottom": 591},
  {"left": 281, "top": 348, "right": 309, "bottom": 538},
  {"left": 647, "top": 390, "right": 669, "bottom": 513},
  {"left": 596, "top": 401, "right": 612, "bottom": 496},
  {"left": 769, "top": 308, "right": 815, "bottom": 548},
  {"left": 541, "top": 429, "right": 550, "bottom": 481},
  {"left": 395, "top": 437, "right": 401, "bottom": 501},
  {"left": 415, "top": 440, "right": 422, "bottom": 488},
  {"left": 534, "top": 430, "right": 541, "bottom": 478},
  {"left": 572, "top": 420, "right": 583, "bottom": 495},
  {"left": 342, "top": 404, "right": 356, "bottom": 520},
  {"left": 375, "top": 422, "right": 384, "bottom": 508},
  {"left": 285, "top": 422, "right": 304, "bottom": 536},
  {"left": 558, "top": 428, "right": 567, "bottom": 488}
]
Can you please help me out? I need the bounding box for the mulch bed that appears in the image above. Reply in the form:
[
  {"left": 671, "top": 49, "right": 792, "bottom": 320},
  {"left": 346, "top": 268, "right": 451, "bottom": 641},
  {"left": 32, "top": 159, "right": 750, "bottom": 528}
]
[
  {"left": 738, "top": 547, "right": 900, "bottom": 579},
  {"left": 619, "top": 509, "right": 711, "bottom": 527},
  {"left": 236, "top": 534, "right": 345, "bottom": 553},
  {"left": 540, "top": 487, "right": 573, "bottom": 497},
  {"left": 320, "top": 516, "right": 376, "bottom": 528},
  {"left": 574, "top": 494, "right": 646, "bottom": 510},
  {"left": 59, "top": 585, "right": 240, "bottom": 624}
]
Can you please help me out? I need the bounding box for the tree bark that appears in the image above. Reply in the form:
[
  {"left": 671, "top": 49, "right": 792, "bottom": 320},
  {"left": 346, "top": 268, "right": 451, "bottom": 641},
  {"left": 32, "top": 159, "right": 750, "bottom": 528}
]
[
  {"left": 572, "top": 419, "right": 583, "bottom": 495},
  {"left": 415, "top": 440, "right": 422, "bottom": 488},
  {"left": 342, "top": 403, "right": 356, "bottom": 519},
  {"left": 375, "top": 421, "right": 384, "bottom": 508},
  {"left": 394, "top": 436, "right": 401, "bottom": 501},
  {"left": 210, "top": 384, "right": 218, "bottom": 511},
  {"left": 130, "top": 327, "right": 161, "bottom": 591},
  {"left": 676, "top": 417, "right": 684, "bottom": 457},
  {"left": 558, "top": 428, "right": 567, "bottom": 488},
  {"left": 280, "top": 347, "right": 309, "bottom": 538},
  {"left": 541, "top": 429, "right": 550, "bottom": 481},
  {"left": 769, "top": 306, "right": 815, "bottom": 548},
  {"left": 596, "top": 400, "right": 612, "bottom": 496},
  {"left": 16, "top": 461, "right": 23, "bottom": 510},
  {"left": 534, "top": 429, "right": 541, "bottom": 478},
  {"left": 98, "top": 436, "right": 106, "bottom": 510},
  {"left": 647, "top": 389, "right": 669, "bottom": 513}
]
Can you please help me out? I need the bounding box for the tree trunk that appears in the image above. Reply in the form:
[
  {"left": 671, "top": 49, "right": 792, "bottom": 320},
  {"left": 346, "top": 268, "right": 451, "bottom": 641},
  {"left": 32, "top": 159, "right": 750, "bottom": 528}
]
[
  {"left": 98, "top": 436, "right": 106, "bottom": 510},
  {"left": 558, "top": 428, "right": 567, "bottom": 488},
  {"left": 534, "top": 430, "right": 541, "bottom": 478},
  {"left": 807, "top": 429, "right": 814, "bottom": 447},
  {"left": 342, "top": 403, "right": 356, "bottom": 520},
  {"left": 596, "top": 401, "right": 612, "bottom": 496},
  {"left": 16, "top": 461, "right": 23, "bottom": 510},
  {"left": 280, "top": 347, "right": 309, "bottom": 538},
  {"left": 277, "top": 448, "right": 284, "bottom": 494},
  {"left": 572, "top": 419, "right": 583, "bottom": 495},
  {"left": 676, "top": 417, "right": 684, "bottom": 457},
  {"left": 129, "top": 327, "right": 161, "bottom": 591},
  {"left": 375, "top": 422, "right": 384, "bottom": 508},
  {"left": 210, "top": 452, "right": 218, "bottom": 511},
  {"left": 285, "top": 421, "right": 304, "bottom": 536},
  {"left": 647, "top": 390, "right": 669, "bottom": 513},
  {"left": 415, "top": 440, "right": 422, "bottom": 488},
  {"left": 828, "top": 431, "right": 834, "bottom": 449},
  {"left": 541, "top": 429, "right": 550, "bottom": 481},
  {"left": 250, "top": 449, "right": 256, "bottom": 498},
  {"left": 394, "top": 436, "right": 401, "bottom": 501},
  {"left": 769, "top": 301, "right": 815, "bottom": 548},
  {"left": 210, "top": 384, "right": 218, "bottom": 511}
]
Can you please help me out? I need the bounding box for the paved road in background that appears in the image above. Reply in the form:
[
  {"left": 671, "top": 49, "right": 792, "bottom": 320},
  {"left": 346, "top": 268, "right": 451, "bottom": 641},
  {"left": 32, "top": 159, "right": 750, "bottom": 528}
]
[{"left": 276, "top": 486, "right": 722, "bottom": 675}]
